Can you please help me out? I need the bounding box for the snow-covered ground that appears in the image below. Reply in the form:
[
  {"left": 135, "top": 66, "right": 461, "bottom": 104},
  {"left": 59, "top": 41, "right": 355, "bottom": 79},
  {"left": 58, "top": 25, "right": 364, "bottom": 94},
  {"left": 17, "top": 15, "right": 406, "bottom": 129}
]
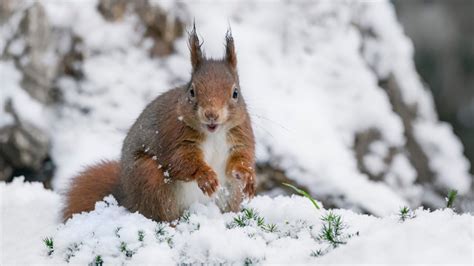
[
  {"left": 1, "top": 0, "right": 473, "bottom": 264},
  {"left": 1, "top": 178, "right": 473, "bottom": 264}
]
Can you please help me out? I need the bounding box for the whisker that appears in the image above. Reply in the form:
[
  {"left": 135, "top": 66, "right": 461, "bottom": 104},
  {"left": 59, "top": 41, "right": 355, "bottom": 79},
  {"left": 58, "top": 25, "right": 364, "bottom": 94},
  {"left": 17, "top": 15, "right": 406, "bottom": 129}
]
[
  {"left": 252, "top": 122, "right": 275, "bottom": 139},
  {"left": 247, "top": 111, "right": 290, "bottom": 133}
]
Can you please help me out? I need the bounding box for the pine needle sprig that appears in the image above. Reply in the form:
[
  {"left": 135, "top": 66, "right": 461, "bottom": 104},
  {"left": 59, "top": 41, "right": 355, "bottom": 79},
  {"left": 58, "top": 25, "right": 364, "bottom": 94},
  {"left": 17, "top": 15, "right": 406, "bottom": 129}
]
[
  {"left": 138, "top": 230, "right": 145, "bottom": 242},
  {"left": 155, "top": 224, "right": 167, "bottom": 237},
  {"left": 180, "top": 211, "right": 191, "bottom": 223},
  {"left": 399, "top": 206, "right": 416, "bottom": 222},
  {"left": 262, "top": 223, "right": 278, "bottom": 233},
  {"left": 318, "top": 212, "right": 347, "bottom": 248},
  {"left": 114, "top": 227, "right": 122, "bottom": 238},
  {"left": 232, "top": 208, "right": 265, "bottom": 228},
  {"left": 90, "top": 255, "right": 103, "bottom": 266},
  {"left": 446, "top": 189, "right": 458, "bottom": 209},
  {"left": 120, "top": 242, "right": 134, "bottom": 258},
  {"left": 65, "top": 242, "right": 81, "bottom": 262},
  {"left": 155, "top": 224, "right": 174, "bottom": 248},
  {"left": 43, "top": 237, "right": 54, "bottom": 256},
  {"left": 310, "top": 249, "right": 325, "bottom": 257}
]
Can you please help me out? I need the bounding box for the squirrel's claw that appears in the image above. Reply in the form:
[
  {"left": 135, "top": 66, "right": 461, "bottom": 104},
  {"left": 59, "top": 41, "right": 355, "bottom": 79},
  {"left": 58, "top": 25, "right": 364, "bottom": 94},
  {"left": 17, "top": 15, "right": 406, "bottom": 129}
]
[
  {"left": 195, "top": 166, "right": 219, "bottom": 196},
  {"left": 231, "top": 167, "right": 256, "bottom": 198}
]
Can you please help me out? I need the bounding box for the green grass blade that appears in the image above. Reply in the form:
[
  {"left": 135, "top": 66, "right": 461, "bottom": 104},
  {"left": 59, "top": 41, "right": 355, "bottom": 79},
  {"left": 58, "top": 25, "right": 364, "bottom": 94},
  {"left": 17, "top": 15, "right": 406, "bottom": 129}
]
[{"left": 282, "top": 183, "right": 320, "bottom": 210}]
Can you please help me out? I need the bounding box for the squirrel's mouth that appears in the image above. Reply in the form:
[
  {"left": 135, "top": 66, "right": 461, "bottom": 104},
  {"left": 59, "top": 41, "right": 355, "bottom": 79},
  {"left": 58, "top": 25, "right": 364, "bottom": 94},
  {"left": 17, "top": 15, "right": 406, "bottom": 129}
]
[{"left": 205, "top": 123, "right": 218, "bottom": 133}]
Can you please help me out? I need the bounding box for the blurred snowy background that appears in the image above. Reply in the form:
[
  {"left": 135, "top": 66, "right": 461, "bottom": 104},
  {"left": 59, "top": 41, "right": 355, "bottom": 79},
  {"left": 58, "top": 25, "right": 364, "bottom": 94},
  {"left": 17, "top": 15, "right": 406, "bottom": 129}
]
[
  {"left": 1, "top": 0, "right": 473, "bottom": 215},
  {"left": 1, "top": 0, "right": 474, "bottom": 264}
]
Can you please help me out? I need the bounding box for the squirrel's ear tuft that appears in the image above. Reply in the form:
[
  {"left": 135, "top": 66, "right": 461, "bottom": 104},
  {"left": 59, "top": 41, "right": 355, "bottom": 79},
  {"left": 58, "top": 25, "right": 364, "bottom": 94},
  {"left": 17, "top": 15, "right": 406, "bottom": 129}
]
[
  {"left": 225, "top": 28, "right": 237, "bottom": 70},
  {"left": 188, "top": 22, "right": 203, "bottom": 71}
]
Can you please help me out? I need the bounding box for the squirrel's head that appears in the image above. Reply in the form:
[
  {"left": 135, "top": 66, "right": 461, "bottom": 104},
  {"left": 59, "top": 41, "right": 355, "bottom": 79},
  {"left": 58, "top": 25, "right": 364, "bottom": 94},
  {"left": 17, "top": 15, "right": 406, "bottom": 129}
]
[{"left": 179, "top": 25, "right": 247, "bottom": 134}]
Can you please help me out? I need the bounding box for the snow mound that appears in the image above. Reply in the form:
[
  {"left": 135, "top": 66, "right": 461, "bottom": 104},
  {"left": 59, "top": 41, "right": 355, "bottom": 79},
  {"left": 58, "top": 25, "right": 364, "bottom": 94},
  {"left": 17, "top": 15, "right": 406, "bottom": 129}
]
[
  {"left": 2, "top": 180, "right": 472, "bottom": 264},
  {"left": 0, "top": 178, "right": 61, "bottom": 263},
  {"left": 1, "top": 0, "right": 471, "bottom": 215}
]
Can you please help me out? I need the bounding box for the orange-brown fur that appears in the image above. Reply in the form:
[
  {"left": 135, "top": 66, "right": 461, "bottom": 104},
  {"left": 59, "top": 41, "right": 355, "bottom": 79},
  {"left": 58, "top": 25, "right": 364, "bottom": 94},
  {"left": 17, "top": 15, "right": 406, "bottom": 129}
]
[
  {"left": 63, "top": 26, "right": 255, "bottom": 222},
  {"left": 62, "top": 161, "right": 120, "bottom": 221},
  {"left": 227, "top": 121, "right": 256, "bottom": 196}
]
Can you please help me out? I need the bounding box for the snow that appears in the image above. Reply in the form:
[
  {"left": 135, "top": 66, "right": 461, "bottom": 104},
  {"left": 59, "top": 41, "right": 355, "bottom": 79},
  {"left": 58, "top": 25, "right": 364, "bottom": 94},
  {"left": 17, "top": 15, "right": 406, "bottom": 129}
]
[
  {"left": 355, "top": 1, "right": 471, "bottom": 194},
  {"left": 43, "top": 0, "right": 474, "bottom": 214},
  {"left": 1, "top": 0, "right": 473, "bottom": 263},
  {"left": 415, "top": 121, "right": 472, "bottom": 192},
  {"left": 0, "top": 178, "right": 61, "bottom": 264},
  {"left": 0, "top": 61, "right": 47, "bottom": 129},
  {"left": 1, "top": 180, "right": 473, "bottom": 264},
  {"left": 0, "top": 0, "right": 468, "bottom": 213}
]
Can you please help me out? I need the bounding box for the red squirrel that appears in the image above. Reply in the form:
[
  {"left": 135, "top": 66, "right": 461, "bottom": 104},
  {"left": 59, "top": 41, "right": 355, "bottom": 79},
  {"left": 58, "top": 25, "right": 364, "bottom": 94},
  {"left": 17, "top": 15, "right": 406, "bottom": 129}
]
[{"left": 62, "top": 27, "right": 256, "bottom": 222}]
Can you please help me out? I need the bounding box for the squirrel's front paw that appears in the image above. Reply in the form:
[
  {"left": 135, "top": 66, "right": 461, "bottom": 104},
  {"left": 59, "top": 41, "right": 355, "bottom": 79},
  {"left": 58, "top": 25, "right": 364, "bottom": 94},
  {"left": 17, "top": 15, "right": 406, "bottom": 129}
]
[
  {"left": 230, "top": 164, "right": 256, "bottom": 197},
  {"left": 195, "top": 165, "right": 219, "bottom": 196}
]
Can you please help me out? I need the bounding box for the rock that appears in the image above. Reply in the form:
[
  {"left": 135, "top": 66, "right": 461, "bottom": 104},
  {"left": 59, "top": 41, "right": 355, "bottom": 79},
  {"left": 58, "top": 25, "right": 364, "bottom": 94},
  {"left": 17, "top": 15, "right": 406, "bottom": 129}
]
[
  {"left": 0, "top": 1, "right": 62, "bottom": 186},
  {"left": 0, "top": 157, "right": 13, "bottom": 182},
  {"left": 379, "top": 74, "right": 434, "bottom": 185},
  {"left": 97, "top": 0, "right": 185, "bottom": 57},
  {"left": 132, "top": 0, "right": 184, "bottom": 57},
  {"left": 97, "top": 0, "right": 127, "bottom": 21},
  {"left": 0, "top": 0, "right": 15, "bottom": 23},
  {"left": 0, "top": 0, "right": 183, "bottom": 187},
  {"left": 17, "top": 2, "right": 57, "bottom": 104},
  {"left": 0, "top": 100, "right": 53, "bottom": 186}
]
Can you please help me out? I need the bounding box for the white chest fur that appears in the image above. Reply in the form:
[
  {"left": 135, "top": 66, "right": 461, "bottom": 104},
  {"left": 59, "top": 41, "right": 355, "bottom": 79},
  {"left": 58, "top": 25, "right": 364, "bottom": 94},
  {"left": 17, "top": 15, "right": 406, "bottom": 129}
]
[{"left": 176, "top": 128, "right": 231, "bottom": 210}]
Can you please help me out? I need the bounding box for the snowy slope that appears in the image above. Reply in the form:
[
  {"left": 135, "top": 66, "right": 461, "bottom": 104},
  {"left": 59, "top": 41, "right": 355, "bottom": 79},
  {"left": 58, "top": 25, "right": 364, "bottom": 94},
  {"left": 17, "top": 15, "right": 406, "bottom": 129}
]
[
  {"left": 1, "top": 179, "right": 473, "bottom": 264},
  {"left": 0, "top": 0, "right": 471, "bottom": 214},
  {"left": 3, "top": 0, "right": 463, "bottom": 213}
]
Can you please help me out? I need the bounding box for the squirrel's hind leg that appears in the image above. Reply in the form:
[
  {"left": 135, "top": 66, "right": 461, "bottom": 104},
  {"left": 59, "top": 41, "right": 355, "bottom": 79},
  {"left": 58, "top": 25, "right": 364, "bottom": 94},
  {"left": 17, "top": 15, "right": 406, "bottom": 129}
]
[{"left": 119, "top": 155, "right": 180, "bottom": 222}]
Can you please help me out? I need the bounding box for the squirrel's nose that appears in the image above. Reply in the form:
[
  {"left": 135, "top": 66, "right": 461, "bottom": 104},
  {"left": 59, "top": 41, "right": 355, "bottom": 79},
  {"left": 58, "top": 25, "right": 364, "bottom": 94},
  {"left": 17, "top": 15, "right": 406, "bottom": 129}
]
[{"left": 204, "top": 110, "right": 219, "bottom": 122}]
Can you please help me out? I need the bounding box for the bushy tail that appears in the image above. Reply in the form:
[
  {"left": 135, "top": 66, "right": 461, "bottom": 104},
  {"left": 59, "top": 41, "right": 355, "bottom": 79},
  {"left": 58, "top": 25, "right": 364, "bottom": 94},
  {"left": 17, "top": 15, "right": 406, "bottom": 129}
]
[{"left": 62, "top": 160, "right": 120, "bottom": 221}]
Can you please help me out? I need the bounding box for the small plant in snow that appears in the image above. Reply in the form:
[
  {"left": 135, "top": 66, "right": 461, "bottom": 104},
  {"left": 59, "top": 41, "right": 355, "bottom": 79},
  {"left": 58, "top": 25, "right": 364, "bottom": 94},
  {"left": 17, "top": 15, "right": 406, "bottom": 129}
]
[
  {"left": 180, "top": 210, "right": 191, "bottom": 223},
  {"left": 281, "top": 183, "right": 357, "bottom": 257},
  {"left": 90, "top": 255, "right": 103, "bottom": 266},
  {"left": 446, "top": 189, "right": 458, "bottom": 209},
  {"left": 65, "top": 242, "right": 81, "bottom": 262},
  {"left": 232, "top": 215, "right": 246, "bottom": 227},
  {"left": 311, "top": 212, "right": 357, "bottom": 257},
  {"left": 244, "top": 257, "right": 259, "bottom": 265},
  {"left": 399, "top": 206, "right": 416, "bottom": 222},
  {"left": 138, "top": 230, "right": 145, "bottom": 242},
  {"left": 155, "top": 223, "right": 174, "bottom": 248},
  {"left": 114, "top": 227, "right": 122, "bottom": 238},
  {"left": 231, "top": 208, "right": 266, "bottom": 228},
  {"left": 262, "top": 223, "right": 278, "bottom": 233},
  {"left": 242, "top": 208, "right": 261, "bottom": 222},
  {"left": 155, "top": 224, "right": 167, "bottom": 237},
  {"left": 120, "top": 242, "right": 134, "bottom": 258},
  {"left": 318, "top": 212, "right": 347, "bottom": 248},
  {"left": 177, "top": 211, "right": 201, "bottom": 232},
  {"left": 43, "top": 237, "right": 54, "bottom": 256},
  {"left": 310, "top": 249, "right": 324, "bottom": 257},
  {"left": 229, "top": 207, "right": 281, "bottom": 238}
]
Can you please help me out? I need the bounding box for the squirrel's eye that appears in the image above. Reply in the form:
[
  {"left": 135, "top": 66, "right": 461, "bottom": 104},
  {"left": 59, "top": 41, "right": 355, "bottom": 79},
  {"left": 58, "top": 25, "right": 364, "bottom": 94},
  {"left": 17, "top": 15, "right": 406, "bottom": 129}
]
[
  {"left": 232, "top": 88, "right": 239, "bottom": 100},
  {"left": 189, "top": 88, "right": 195, "bottom": 98}
]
